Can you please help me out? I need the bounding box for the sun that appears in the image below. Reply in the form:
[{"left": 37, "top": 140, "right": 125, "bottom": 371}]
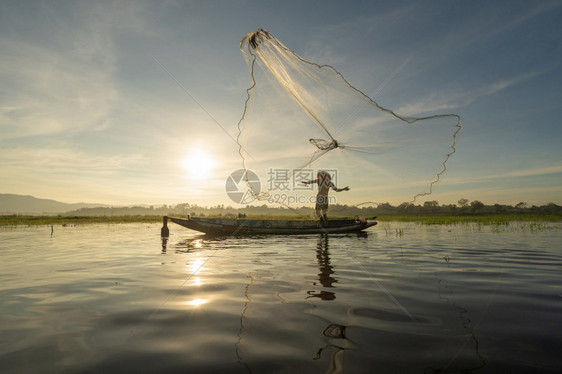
[{"left": 182, "top": 148, "right": 217, "bottom": 180}]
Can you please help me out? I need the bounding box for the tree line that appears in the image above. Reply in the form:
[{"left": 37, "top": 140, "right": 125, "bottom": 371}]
[{"left": 63, "top": 200, "right": 562, "bottom": 217}]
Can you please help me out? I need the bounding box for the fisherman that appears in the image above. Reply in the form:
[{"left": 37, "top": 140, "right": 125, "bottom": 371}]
[{"left": 302, "top": 171, "right": 349, "bottom": 226}]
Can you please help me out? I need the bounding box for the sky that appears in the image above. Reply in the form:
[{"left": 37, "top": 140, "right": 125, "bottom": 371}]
[{"left": 1, "top": 0, "right": 561, "bottom": 208}]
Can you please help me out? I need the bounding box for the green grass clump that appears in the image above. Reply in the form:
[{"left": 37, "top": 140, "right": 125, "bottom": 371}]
[
  {"left": 0, "top": 215, "right": 163, "bottom": 227},
  {"left": 2, "top": 213, "right": 560, "bottom": 227},
  {"left": 375, "top": 214, "right": 562, "bottom": 225}
]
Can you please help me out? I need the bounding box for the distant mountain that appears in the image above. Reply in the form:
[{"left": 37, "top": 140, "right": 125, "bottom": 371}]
[{"left": 0, "top": 194, "right": 109, "bottom": 214}]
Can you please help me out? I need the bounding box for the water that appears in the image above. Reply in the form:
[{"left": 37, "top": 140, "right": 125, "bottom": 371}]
[{"left": 1, "top": 221, "right": 561, "bottom": 373}]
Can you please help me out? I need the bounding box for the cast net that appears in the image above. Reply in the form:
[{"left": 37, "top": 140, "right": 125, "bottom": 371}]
[{"left": 236, "top": 29, "right": 461, "bottom": 208}]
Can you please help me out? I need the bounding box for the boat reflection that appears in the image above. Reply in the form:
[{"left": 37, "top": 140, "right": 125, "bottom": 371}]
[{"left": 173, "top": 237, "right": 206, "bottom": 253}]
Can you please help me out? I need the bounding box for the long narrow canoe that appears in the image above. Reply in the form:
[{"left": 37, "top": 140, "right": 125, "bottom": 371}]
[{"left": 165, "top": 216, "right": 377, "bottom": 235}]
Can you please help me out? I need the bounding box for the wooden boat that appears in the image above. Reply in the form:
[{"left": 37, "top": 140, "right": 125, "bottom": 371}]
[{"left": 164, "top": 215, "right": 377, "bottom": 236}]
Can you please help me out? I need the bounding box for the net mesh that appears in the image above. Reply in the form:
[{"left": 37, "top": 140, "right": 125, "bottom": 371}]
[{"left": 236, "top": 29, "right": 462, "bottom": 206}]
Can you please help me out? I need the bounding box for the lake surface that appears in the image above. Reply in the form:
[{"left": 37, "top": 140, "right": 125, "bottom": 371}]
[{"left": 1, "top": 221, "right": 561, "bottom": 373}]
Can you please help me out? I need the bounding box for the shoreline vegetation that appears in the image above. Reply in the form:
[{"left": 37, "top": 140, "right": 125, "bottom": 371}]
[
  {"left": 1, "top": 214, "right": 561, "bottom": 228},
  {"left": 1, "top": 201, "right": 561, "bottom": 227}
]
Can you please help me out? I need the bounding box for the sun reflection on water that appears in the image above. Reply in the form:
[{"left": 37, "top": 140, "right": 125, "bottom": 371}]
[
  {"left": 189, "top": 258, "right": 205, "bottom": 275},
  {"left": 184, "top": 256, "right": 207, "bottom": 306},
  {"left": 185, "top": 298, "right": 208, "bottom": 307}
]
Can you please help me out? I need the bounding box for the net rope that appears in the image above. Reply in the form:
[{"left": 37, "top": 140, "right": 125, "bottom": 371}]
[{"left": 236, "top": 29, "right": 462, "bottom": 207}]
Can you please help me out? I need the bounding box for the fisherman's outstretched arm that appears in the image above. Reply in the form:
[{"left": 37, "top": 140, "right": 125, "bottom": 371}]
[{"left": 302, "top": 180, "right": 318, "bottom": 185}]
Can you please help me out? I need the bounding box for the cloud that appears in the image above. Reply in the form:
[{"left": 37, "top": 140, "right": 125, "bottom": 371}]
[
  {"left": 0, "top": 142, "right": 236, "bottom": 205},
  {"left": 0, "top": 40, "right": 117, "bottom": 142},
  {"left": 435, "top": 164, "right": 562, "bottom": 189},
  {"left": 396, "top": 71, "right": 541, "bottom": 115},
  {"left": 491, "top": 1, "right": 561, "bottom": 37},
  {"left": 0, "top": 1, "right": 157, "bottom": 142},
  {"left": 0, "top": 146, "right": 147, "bottom": 175},
  {"left": 500, "top": 165, "right": 562, "bottom": 178}
]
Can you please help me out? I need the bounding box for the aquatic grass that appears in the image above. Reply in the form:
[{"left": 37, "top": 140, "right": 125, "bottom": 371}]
[
  {"left": 0, "top": 215, "right": 163, "bottom": 227},
  {"left": 1, "top": 213, "right": 560, "bottom": 228},
  {"left": 376, "top": 214, "right": 562, "bottom": 225},
  {"left": 0, "top": 214, "right": 319, "bottom": 227}
]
